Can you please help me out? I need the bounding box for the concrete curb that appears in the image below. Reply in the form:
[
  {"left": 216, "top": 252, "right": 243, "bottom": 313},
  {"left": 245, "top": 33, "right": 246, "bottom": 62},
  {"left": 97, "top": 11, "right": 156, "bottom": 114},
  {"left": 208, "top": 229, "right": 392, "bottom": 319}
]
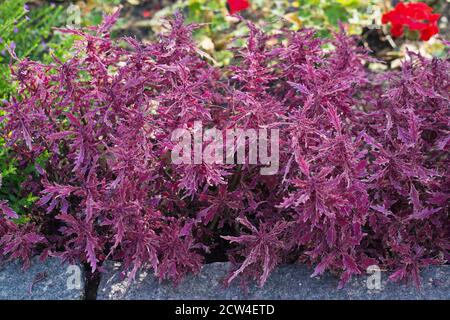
[
  {"left": 97, "top": 262, "right": 449, "bottom": 300},
  {"left": 0, "top": 257, "right": 85, "bottom": 300}
]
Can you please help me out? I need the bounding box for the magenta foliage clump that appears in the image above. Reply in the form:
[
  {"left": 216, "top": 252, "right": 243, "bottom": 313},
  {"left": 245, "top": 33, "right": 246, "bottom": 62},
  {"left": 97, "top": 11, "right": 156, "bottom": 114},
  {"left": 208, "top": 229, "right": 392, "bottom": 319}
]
[{"left": 0, "top": 10, "right": 448, "bottom": 287}]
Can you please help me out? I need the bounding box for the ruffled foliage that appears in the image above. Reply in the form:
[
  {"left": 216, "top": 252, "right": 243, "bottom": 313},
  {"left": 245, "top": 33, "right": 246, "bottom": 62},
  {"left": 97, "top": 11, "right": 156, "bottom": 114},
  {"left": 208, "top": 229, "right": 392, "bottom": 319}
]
[{"left": 0, "top": 10, "right": 448, "bottom": 287}]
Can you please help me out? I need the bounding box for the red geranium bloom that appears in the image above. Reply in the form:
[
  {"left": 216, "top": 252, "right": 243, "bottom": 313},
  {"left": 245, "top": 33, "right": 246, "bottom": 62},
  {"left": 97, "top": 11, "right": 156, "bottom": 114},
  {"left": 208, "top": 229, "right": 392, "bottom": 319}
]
[
  {"left": 227, "top": 0, "right": 250, "bottom": 15},
  {"left": 142, "top": 10, "right": 152, "bottom": 18},
  {"left": 382, "top": 2, "right": 440, "bottom": 41}
]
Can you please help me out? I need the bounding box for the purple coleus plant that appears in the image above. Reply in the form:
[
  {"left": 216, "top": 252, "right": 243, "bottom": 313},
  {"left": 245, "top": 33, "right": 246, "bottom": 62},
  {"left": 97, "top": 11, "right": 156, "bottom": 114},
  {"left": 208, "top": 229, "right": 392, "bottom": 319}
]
[{"left": 0, "top": 9, "right": 448, "bottom": 288}]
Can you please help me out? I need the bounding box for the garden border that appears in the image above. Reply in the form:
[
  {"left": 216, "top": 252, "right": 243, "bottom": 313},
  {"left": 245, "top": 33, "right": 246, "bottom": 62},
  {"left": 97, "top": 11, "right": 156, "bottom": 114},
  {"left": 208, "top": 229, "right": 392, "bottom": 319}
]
[{"left": 1, "top": 257, "right": 447, "bottom": 300}]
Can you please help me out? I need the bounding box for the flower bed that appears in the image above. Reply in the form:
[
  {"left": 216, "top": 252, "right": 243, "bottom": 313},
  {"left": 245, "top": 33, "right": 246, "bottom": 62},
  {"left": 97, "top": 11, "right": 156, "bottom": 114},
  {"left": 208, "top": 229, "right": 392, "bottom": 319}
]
[{"left": 0, "top": 9, "right": 448, "bottom": 290}]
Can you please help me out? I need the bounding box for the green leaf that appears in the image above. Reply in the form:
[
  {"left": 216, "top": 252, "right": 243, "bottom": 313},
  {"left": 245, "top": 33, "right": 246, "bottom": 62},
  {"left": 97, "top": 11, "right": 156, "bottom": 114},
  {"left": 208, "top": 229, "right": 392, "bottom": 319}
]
[{"left": 324, "top": 3, "right": 349, "bottom": 26}]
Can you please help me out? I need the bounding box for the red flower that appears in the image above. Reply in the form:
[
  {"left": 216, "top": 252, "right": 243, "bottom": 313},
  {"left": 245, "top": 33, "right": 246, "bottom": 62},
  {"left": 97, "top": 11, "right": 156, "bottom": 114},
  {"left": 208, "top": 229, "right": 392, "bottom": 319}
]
[
  {"left": 382, "top": 2, "right": 440, "bottom": 41},
  {"left": 142, "top": 10, "right": 152, "bottom": 19},
  {"left": 227, "top": 0, "right": 250, "bottom": 15}
]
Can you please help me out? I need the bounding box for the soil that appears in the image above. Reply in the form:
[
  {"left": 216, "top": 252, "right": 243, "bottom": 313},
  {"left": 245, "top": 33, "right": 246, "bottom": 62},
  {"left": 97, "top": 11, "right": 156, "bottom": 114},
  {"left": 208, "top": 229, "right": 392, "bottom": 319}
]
[{"left": 84, "top": 262, "right": 101, "bottom": 300}]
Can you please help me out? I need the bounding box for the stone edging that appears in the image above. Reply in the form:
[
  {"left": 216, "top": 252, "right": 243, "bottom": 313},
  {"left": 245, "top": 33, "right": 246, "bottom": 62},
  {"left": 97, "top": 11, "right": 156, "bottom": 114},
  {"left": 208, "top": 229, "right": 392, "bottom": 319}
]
[
  {"left": 1, "top": 258, "right": 448, "bottom": 300},
  {"left": 97, "top": 262, "right": 450, "bottom": 300},
  {"left": 0, "top": 257, "right": 85, "bottom": 300}
]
